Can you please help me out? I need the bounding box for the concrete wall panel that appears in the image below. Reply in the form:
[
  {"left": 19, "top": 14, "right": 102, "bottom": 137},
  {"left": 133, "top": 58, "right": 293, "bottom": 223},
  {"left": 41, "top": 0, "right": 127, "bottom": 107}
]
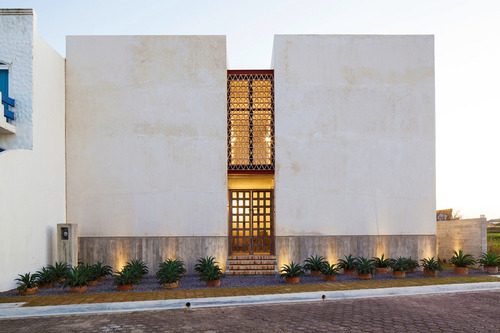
[{"left": 437, "top": 217, "right": 487, "bottom": 260}]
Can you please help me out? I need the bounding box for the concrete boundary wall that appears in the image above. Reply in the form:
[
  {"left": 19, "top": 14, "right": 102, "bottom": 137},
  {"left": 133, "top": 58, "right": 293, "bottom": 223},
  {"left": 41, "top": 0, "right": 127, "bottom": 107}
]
[
  {"left": 79, "top": 235, "right": 436, "bottom": 274},
  {"left": 437, "top": 217, "right": 487, "bottom": 260}
]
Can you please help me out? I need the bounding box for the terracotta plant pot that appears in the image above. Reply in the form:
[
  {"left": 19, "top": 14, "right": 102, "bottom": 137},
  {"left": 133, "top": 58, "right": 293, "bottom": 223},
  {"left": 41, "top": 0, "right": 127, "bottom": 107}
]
[
  {"left": 285, "top": 276, "right": 300, "bottom": 284},
  {"left": 19, "top": 286, "right": 38, "bottom": 296},
  {"left": 408, "top": 267, "right": 417, "bottom": 273},
  {"left": 310, "top": 270, "right": 322, "bottom": 277},
  {"left": 97, "top": 277, "right": 106, "bottom": 282},
  {"left": 69, "top": 285, "right": 87, "bottom": 293},
  {"left": 358, "top": 273, "right": 372, "bottom": 280},
  {"left": 322, "top": 275, "right": 337, "bottom": 281},
  {"left": 392, "top": 270, "right": 406, "bottom": 278},
  {"left": 117, "top": 284, "right": 134, "bottom": 291},
  {"left": 454, "top": 267, "right": 468, "bottom": 275},
  {"left": 206, "top": 279, "right": 221, "bottom": 287},
  {"left": 87, "top": 280, "right": 98, "bottom": 286},
  {"left": 38, "top": 282, "right": 54, "bottom": 289},
  {"left": 423, "top": 269, "right": 438, "bottom": 277},
  {"left": 56, "top": 278, "right": 65, "bottom": 283},
  {"left": 343, "top": 269, "right": 356, "bottom": 276},
  {"left": 483, "top": 266, "right": 499, "bottom": 274},
  {"left": 376, "top": 267, "right": 389, "bottom": 274},
  {"left": 163, "top": 282, "right": 179, "bottom": 289}
]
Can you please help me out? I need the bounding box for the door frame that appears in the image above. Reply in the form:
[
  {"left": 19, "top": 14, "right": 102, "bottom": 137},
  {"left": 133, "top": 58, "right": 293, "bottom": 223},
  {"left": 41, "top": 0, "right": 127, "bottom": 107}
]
[{"left": 228, "top": 189, "right": 275, "bottom": 255}]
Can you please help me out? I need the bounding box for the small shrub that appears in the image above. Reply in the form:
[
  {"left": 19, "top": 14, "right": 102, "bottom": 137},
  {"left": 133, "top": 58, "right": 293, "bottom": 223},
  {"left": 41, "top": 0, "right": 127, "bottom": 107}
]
[
  {"left": 124, "top": 259, "right": 149, "bottom": 280},
  {"left": 113, "top": 267, "right": 141, "bottom": 286},
  {"left": 34, "top": 267, "right": 56, "bottom": 285},
  {"left": 450, "top": 250, "right": 476, "bottom": 268},
  {"left": 93, "top": 261, "right": 113, "bottom": 279},
  {"left": 279, "top": 261, "right": 305, "bottom": 278},
  {"left": 420, "top": 257, "right": 443, "bottom": 272},
  {"left": 61, "top": 267, "right": 90, "bottom": 288},
  {"left": 321, "top": 263, "right": 340, "bottom": 276},
  {"left": 405, "top": 257, "right": 419, "bottom": 273},
  {"left": 195, "top": 256, "right": 223, "bottom": 281},
  {"left": 390, "top": 257, "right": 409, "bottom": 272},
  {"left": 478, "top": 252, "right": 499, "bottom": 267},
  {"left": 337, "top": 255, "right": 358, "bottom": 270},
  {"left": 48, "top": 262, "right": 70, "bottom": 281},
  {"left": 303, "top": 255, "right": 328, "bottom": 272},
  {"left": 15, "top": 273, "right": 37, "bottom": 292},
  {"left": 355, "top": 257, "right": 377, "bottom": 275},
  {"left": 372, "top": 254, "right": 392, "bottom": 268},
  {"left": 156, "top": 259, "right": 186, "bottom": 285}
]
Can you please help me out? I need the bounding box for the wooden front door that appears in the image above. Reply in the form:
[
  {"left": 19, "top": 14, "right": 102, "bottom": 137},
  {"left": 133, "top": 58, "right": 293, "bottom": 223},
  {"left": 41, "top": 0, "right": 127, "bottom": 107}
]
[{"left": 229, "top": 189, "right": 274, "bottom": 255}]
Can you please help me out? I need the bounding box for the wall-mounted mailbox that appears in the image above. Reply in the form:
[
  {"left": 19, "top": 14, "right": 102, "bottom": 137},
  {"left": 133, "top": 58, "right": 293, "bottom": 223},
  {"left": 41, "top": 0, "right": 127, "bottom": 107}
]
[{"left": 57, "top": 224, "right": 78, "bottom": 266}]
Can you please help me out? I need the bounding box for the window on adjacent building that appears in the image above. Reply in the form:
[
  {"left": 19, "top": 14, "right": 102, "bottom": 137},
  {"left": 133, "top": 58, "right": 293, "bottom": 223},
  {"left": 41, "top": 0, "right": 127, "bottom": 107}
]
[
  {"left": 227, "top": 70, "right": 274, "bottom": 171},
  {"left": 0, "top": 62, "right": 15, "bottom": 122}
]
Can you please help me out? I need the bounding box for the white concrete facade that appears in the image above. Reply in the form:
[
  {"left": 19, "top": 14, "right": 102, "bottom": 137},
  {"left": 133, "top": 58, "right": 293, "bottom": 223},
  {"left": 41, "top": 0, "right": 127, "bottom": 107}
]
[
  {"left": 65, "top": 36, "right": 228, "bottom": 237},
  {"left": 0, "top": 10, "right": 66, "bottom": 291},
  {"left": 273, "top": 35, "right": 435, "bottom": 236}
]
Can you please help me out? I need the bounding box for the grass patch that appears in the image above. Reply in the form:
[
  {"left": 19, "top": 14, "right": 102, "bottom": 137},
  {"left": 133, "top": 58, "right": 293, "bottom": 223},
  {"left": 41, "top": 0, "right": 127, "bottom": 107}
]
[
  {"left": 0, "top": 275, "right": 498, "bottom": 308},
  {"left": 487, "top": 230, "right": 500, "bottom": 254}
]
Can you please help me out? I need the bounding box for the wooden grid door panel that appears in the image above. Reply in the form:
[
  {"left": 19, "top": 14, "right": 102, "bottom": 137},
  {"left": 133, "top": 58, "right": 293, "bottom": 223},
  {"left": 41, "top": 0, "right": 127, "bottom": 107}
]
[{"left": 229, "top": 190, "right": 274, "bottom": 255}]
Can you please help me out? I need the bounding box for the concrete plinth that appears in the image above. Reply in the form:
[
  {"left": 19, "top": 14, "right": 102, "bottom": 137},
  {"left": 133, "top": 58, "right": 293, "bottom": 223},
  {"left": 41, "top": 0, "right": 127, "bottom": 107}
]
[{"left": 57, "top": 224, "right": 78, "bottom": 266}]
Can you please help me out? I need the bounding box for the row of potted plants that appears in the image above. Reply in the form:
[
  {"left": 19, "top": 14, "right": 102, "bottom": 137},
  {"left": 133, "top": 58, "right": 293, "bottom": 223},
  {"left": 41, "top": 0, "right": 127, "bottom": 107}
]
[
  {"left": 15, "top": 256, "right": 225, "bottom": 295},
  {"left": 279, "top": 250, "right": 500, "bottom": 283}
]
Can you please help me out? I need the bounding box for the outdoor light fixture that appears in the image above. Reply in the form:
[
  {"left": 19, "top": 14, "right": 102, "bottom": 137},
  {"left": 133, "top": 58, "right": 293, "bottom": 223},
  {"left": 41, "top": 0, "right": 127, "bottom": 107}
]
[{"left": 61, "top": 227, "right": 69, "bottom": 240}]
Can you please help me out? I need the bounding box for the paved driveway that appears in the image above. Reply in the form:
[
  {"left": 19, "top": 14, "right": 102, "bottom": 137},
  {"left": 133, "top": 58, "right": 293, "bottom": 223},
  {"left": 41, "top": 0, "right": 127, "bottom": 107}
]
[{"left": 1, "top": 290, "right": 499, "bottom": 332}]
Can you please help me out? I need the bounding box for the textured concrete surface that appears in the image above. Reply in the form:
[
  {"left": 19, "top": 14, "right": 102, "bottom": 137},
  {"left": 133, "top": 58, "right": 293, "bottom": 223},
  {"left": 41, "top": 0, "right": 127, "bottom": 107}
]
[
  {"left": 1, "top": 290, "right": 498, "bottom": 332},
  {"left": 275, "top": 234, "right": 436, "bottom": 269},
  {"left": 437, "top": 217, "right": 487, "bottom": 260},
  {"left": 79, "top": 236, "right": 228, "bottom": 274},
  {"left": 57, "top": 224, "right": 78, "bottom": 267}
]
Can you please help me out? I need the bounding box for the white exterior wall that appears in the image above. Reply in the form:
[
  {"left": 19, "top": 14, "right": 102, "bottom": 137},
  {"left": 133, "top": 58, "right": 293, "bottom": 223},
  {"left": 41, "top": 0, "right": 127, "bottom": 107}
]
[
  {"left": 0, "top": 10, "right": 66, "bottom": 291},
  {"left": 66, "top": 36, "right": 228, "bottom": 237},
  {"left": 273, "top": 35, "right": 435, "bottom": 236}
]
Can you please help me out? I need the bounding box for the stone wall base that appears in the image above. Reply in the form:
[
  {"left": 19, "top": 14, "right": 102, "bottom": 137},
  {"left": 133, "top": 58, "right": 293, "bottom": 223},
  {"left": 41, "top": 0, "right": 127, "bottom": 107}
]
[{"left": 79, "top": 234, "right": 436, "bottom": 274}]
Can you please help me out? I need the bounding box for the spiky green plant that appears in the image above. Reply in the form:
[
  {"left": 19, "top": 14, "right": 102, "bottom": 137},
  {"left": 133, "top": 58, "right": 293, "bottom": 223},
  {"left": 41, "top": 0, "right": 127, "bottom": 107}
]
[
  {"left": 60, "top": 267, "right": 90, "bottom": 288},
  {"left": 478, "top": 252, "right": 499, "bottom": 267},
  {"left": 303, "top": 255, "right": 328, "bottom": 272},
  {"left": 420, "top": 257, "right": 443, "bottom": 272},
  {"left": 450, "top": 250, "right": 476, "bottom": 268},
  {"left": 195, "top": 256, "right": 223, "bottom": 281},
  {"left": 93, "top": 261, "right": 113, "bottom": 278},
  {"left": 113, "top": 267, "right": 141, "bottom": 286},
  {"left": 405, "top": 257, "right": 419, "bottom": 273},
  {"left": 15, "top": 273, "right": 37, "bottom": 292},
  {"left": 372, "top": 254, "right": 392, "bottom": 268},
  {"left": 355, "top": 257, "right": 377, "bottom": 275},
  {"left": 156, "top": 259, "right": 186, "bottom": 284},
  {"left": 390, "top": 257, "right": 409, "bottom": 272},
  {"left": 280, "top": 262, "right": 305, "bottom": 278},
  {"left": 321, "top": 263, "right": 340, "bottom": 276},
  {"left": 48, "top": 262, "right": 70, "bottom": 281},
  {"left": 124, "top": 259, "right": 149, "bottom": 280},
  {"left": 34, "top": 267, "right": 56, "bottom": 285},
  {"left": 337, "top": 255, "right": 358, "bottom": 270}
]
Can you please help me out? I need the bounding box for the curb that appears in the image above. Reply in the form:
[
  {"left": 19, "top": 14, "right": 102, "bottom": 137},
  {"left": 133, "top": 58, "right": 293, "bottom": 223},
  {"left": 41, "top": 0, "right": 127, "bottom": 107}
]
[{"left": 1, "top": 281, "right": 500, "bottom": 319}]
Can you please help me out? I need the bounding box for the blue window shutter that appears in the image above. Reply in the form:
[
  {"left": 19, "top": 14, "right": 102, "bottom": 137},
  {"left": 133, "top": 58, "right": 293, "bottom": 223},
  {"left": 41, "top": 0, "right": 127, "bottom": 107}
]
[{"left": 0, "top": 69, "right": 14, "bottom": 121}]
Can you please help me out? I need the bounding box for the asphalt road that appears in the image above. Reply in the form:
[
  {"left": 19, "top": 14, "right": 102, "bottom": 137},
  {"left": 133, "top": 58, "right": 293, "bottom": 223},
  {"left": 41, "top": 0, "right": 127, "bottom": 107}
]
[{"left": 1, "top": 290, "right": 499, "bottom": 332}]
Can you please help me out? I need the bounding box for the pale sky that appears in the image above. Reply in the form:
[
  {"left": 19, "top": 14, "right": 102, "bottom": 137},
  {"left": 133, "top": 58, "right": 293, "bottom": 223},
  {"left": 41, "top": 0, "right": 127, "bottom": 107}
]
[{"left": 2, "top": 0, "right": 499, "bottom": 219}]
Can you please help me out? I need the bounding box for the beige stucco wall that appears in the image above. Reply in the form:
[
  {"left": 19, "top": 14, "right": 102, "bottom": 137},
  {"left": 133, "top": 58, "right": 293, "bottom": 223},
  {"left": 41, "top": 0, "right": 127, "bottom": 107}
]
[
  {"left": 273, "top": 35, "right": 436, "bottom": 236},
  {"left": 0, "top": 10, "right": 66, "bottom": 291},
  {"left": 65, "top": 36, "right": 228, "bottom": 237},
  {"left": 437, "top": 217, "right": 487, "bottom": 260}
]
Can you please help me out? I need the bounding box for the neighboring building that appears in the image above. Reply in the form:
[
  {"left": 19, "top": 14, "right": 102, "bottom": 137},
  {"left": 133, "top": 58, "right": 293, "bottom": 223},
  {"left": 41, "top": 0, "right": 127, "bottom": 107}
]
[{"left": 0, "top": 9, "right": 436, "bottom": 290}]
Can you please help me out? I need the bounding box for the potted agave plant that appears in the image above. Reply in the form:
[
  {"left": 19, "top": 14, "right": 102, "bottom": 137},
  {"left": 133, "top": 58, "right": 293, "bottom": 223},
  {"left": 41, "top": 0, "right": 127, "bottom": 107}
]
[
  {"left": 124, "top": 259, "right": 149, "bottom": 283},
  {"left": 15, "top": 273, "right": 38, "bottom": 295},
  {"left": 390, "top": 257, "right": 408, "bottom": 278},
  {"left": 372, "top": 254, "right": 392, "bottom": 274},
  {"left": 34, "top": 267, "right": 56, "bottom": 288},
  {"left": 113, "top": 267, "right": 140, "bottom": 291},
  {"left": 195, "top": 256, "right": 223, "bottom": 287},
  {"left": 94, "top": 261, "right": 113, "bottom": 282},
  {"left": 61, "top": 266, "right": 90, "bottom": 293},
  {"left": 355, "top": 257, "right": 376, "bottom": 280},
  {"left": 405, "top": 257, "right": 419, "bottom": 273},
  {"left": 420, "top": 257, "right": 443, "bottom": 277},
  {"left": 321, "top": 263, "right": 340, "bottom": 281},
  {"left": 48, "top": 262, "right": 70, "bottom": 283},
  {"left": 478, "top": 252, "right": 499, "bottom": 274},
  {"left": 338, "top": 255, "right": 358, "bottom": 276},
  {"left": 156, "top": 258, "right": 186, "bottom": 289},
  {"left": 81, "top": 264, "right": 100, "bottom": 286},
  {"left": 280, "top": 261, "right": 305, "bottom": 284},
  {"left": 303, "top": 255, "right": 327, "bottom": 277},
  {"left": 450, "top": 250, "right": 476, "bottom": 275}
]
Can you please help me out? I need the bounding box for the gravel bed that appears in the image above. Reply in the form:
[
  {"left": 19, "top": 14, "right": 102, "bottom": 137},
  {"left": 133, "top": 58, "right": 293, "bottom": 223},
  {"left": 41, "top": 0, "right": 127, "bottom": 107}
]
[{"left": 0, "top": 269, "right": 489, "bottom": 298}]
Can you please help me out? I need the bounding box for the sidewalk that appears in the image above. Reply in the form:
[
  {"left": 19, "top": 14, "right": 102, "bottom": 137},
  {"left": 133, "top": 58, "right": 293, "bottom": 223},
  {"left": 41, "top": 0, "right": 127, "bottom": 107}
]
[{"left": 1, "top": 275, "right": 499, "bottom": 319}]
